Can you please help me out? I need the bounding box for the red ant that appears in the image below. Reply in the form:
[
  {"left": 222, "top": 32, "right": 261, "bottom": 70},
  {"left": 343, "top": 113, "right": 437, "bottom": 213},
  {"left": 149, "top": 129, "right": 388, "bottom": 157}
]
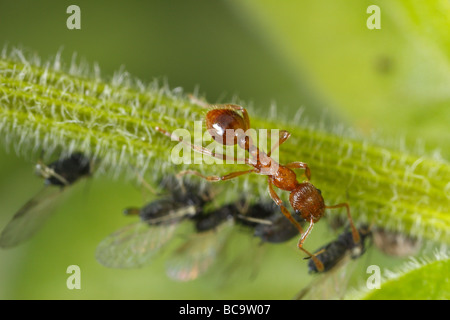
[{"left": 155, "top": 103, "right": 360, "bottom": 271}]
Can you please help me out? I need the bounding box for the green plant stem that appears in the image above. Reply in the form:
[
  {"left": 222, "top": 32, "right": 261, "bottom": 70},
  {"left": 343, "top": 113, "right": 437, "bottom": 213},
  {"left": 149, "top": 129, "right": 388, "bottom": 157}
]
[{"left": 0, "top": 51, "right": 449, "bottom": 244}]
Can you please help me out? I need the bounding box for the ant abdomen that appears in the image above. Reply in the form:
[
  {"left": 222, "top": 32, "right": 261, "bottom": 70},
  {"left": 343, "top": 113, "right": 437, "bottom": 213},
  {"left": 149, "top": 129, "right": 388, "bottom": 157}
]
[
  {"left": 206, "top": 106, "right": 249, "bottom": 146},
  {"left": 289, "top": 182, "right": 325, "bottom": 222}
]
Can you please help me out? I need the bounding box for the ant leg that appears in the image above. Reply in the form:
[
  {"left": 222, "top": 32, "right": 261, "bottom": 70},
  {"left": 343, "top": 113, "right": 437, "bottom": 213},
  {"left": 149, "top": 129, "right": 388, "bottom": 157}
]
[
  {"left": 325, "top": 202, "right": 360, "bottom": 244},
  {"left": 267, "top": 179, "right": 304, "bottom": 232},
  {"left": 267, "top": 179, "right": 324, "bottom": 270},
  {"left": 267, "top": 130, "right": 291, "bottom": 157},
  {"left": 268, "top": 180, "right": 324, "bottom": 272},
  {"left": 177, "top": 168, "right": 256, "bottom": 182},
  {"left": 297, "top": 219, "right": 314, "bottom": 248},
  {"left": 297, "top": 219, "right": 324, "bottom": 272},
  {"left": 284, "top": 161, "right": 311, "bottom": 181},
  {"left": 155, "top": 126, "right": 250, "bottom": 164}
]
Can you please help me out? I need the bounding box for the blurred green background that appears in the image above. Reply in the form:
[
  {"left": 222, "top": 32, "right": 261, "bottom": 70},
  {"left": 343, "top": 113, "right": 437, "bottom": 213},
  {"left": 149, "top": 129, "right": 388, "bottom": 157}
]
[{"left": 0, "top": 0, "right": 448, "bottom": 299}]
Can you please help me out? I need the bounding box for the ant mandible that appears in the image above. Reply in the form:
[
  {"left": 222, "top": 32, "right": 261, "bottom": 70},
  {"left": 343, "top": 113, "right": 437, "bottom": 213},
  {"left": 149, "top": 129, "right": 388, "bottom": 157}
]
[{"left": 155, "top": 102, "right": 360, "bottom": 271}]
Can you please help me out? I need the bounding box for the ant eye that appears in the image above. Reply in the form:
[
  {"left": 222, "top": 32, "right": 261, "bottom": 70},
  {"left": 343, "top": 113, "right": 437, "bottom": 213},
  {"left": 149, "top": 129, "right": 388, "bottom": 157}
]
[{"left": 316, "top": 188, "right": 322, "bottom": 195}]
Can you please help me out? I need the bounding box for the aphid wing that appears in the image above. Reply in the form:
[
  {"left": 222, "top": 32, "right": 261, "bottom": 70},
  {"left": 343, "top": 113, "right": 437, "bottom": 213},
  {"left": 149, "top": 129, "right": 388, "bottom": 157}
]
[
  {"left": 95, "top": 221, "right": 179, "bottom": 269},
  {"left": 0, "top": 186, "right": 68, "bottom": 248},
  {"left": 165, "top": 219, "right": 234, "bottom": 281},
  {"left": 294, "top": 255, "right": 356, "bottom": 300}
]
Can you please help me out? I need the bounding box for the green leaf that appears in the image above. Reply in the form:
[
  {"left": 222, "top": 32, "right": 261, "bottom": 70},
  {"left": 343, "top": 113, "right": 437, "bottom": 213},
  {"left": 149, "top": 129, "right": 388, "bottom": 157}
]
[{"left": 353, "top": 253, "right": 450, "bottom": 300}]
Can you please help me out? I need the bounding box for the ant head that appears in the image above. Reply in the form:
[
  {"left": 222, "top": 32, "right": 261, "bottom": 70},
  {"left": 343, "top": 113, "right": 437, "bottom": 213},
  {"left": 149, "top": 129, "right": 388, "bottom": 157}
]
[
  {"left": 206, "top": 107, "right": 249, "bottom": 146},
  {"left": 289, "top": 182, "right": 325, "bottom": 222}
]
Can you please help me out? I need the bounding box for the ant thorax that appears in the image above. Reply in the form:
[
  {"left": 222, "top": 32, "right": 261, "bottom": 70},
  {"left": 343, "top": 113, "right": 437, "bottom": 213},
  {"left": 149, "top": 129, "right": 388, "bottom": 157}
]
[{"left": 269, "top": 166, "right": 298, "bottom": 190}]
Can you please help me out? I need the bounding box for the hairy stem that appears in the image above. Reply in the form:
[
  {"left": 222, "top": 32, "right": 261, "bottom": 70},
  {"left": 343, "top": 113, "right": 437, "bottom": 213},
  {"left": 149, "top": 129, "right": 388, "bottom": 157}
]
[{"left": 0, "top": 48, "right": 449, "bottom": 244}]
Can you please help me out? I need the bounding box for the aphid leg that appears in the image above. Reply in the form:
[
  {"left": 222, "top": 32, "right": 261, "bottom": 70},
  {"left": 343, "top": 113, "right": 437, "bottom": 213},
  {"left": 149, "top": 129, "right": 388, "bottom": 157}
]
[
  {"left": 234, "top": 198, "right": 249, "bottom": 215},
  {"left": 132, "top": 167, "right": 160, "bottom": 196},
  {"left": 267, "top": 130, "right": 291, "bottom": 157},
  {"left": 35, "top": 160, "right": 70, "bottom": 186},
  {"left": 325, "top": 202, "right": 360, "bottom": 244},
  {"left": 303, "top": 247, "right": 326, "bottom": 260},
  {"left": 236, "top": 214, "right": 273, "bottom": 225},
  {"left": 88, "top": 158, "right": 95, "bottom": 176},
  {"left": 155, "top": 126, "right": 250, "bottom": 164},
  {"left": 176, "top": 168, "right": 256, "bottom": 182},
  {"left": 123, "top": 207, "right": 141, "bottom": 216},
  {"left": 298, "top": 219, "right": 325, "bottom": 272},
  {"left": 284, "top": 161, "right": 311, "bottom": 181}
]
